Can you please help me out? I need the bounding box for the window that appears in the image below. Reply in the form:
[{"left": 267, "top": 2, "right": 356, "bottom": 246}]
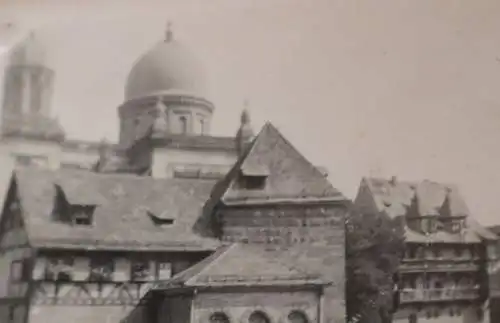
[
  {"left": 248, "top": 311, "right": 270, "bottom": 323},
  {"left": 288, "top": 311, "right": 308, "bottom": 323},
  {"left": 8, "top": 305, "right": 15, "bottom": 322},
  {"left": 200, "top": 119, "right": 206, "bottom": 135},
  {"left": 239, "top": 175, "right": 267, "bottom": 190},
  {"left": 421, "top": 218, "right": 436, "bottom": 234},
  {"left": 451, "top": 221, "right": 461, "bottom": 233},
  {"left": 432, "top": 248, "right": 441, "bottom": 258},
  {"left": 9, "top": 260, "right": 24, "bottom": 282},
  {"left": 89, "top": 257, "right": 114, "bottom": 281},
  {"left": 156, "top": 262, "right": 172, "bottom": 280},
  {"left": 210, "top": 312, "right": 230, "bottom": 323},
  {"left": 70, "top": 205, "right": 95, "bottom": 226},
  {"left": 15, "top": 155, "right": 33, "bottom": 167},
  {"left": 131, "top": 258, "right": 151, "bottom": 281},
  {"left": 45, "top": 257, "right": 73, "bottom": 281},
  {"left": 14, "top": 154, "right": 48, "bottom": 168},
  {"left": 179, "top": 116, "right": 188, "bottom": 134}
]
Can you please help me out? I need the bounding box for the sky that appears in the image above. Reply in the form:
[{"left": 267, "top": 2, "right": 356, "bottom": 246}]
[{"left": 0, "top": 0, "right": 500, "bottom": 225}]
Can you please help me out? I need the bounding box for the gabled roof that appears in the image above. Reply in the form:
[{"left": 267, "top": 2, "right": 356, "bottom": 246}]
[
  {"left": 155, "top": 243, "right": 328, "bottom": 289},
  {"left": 360, "top": 177, "right": 497, "bottom": 243},
  {"left": 211, "top": 122, "right": 345, "bottom": 205},
  {"left": 362, "top": 177, "right": 469, "bottom": 218},
  {"left": 10, "top": 168, "right": 221, "bottom": 251}
]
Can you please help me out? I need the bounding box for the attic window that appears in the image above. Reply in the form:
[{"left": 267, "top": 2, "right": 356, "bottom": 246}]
[
  {"left": 148, "top": 211, "right": 175, "bottom": 226},
  {"left": 238, "top": 165, "right": 269, "bottom": 190},
  {"left": 71, "top": 205, "right": 95, "bottom": 226},
  {"left": 239, "top": 175, "right": 267, "bottom": 190}
]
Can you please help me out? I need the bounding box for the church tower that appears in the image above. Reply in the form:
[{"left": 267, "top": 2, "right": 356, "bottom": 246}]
[{"left": 1, "top": 32, "right": 64, "bottom": 142}]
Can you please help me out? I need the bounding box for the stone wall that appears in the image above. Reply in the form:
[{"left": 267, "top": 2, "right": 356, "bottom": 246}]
[
  {"left": 218, "top": 203, "right": 346, "bottom": 323},
  {"left": 192, "top": 290, "right": 320, "bottom": 323}
]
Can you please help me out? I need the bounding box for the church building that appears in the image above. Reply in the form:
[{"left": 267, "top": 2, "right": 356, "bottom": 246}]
[{"left": 0, "top": 26, "right": 347, "bottom": 323}]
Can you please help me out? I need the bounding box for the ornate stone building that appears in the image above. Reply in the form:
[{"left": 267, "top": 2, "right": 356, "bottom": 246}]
[
  {"left": 0, "top": 27, "right": 346, "bottom": 323},
  {"left": 0, "top": 28, "right": 238, "bottom": 177},
  {"left": 354, "top": 177, "right": 498, "bottom": 323}
]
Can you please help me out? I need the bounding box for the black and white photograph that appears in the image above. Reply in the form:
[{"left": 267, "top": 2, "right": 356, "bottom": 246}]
[{"left": 0, "top": 1, "right": 499, "bottom": 323}]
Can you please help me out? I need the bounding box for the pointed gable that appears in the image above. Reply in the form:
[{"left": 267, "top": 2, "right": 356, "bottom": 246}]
[{"left": 216, "top": 122, "right": 344, "bottom": 204}]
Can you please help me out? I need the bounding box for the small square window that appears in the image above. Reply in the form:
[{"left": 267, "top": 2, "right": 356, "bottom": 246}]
[
  {"left": 9, "top": 261, "right": 23, "bottom": 282},
  {"left": 45, "top": 257, "right": 73, "bottom": 282},
  {"left": 131, "top": 259, "right": 151, "bottom": 281},
  {"left": 89, "top": 257, "right": 114, "bottom": 282}
]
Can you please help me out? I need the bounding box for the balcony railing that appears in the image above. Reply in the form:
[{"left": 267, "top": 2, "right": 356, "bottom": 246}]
[
  {"left": 399, "top": 262, "right": 479, "bottom": 273},
  {"left": 402, "top": 255, "right": 481, "bottom": 263},
  {"left": 399, "top": 287, "right": 480, "bottom": 303}
]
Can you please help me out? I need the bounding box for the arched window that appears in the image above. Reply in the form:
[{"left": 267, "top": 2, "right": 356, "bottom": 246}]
[
  {"left": 200, "top": 119, "right": 205, "bottom": 135},
  {"left": 287, "top": 311, "right": 308, "bottom": 323},
  {"left": 249, "top": 311, "right": 270, "bottom": 323},
  {"left": 179, "top": 116, "right": 188, "bottom": 134},
  {"left": 210, "top": 312, "right": 230, "bottom": 323}
]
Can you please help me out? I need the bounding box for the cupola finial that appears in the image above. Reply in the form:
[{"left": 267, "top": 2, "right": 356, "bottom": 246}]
[{"left": 165, "top": 21, "right": 173, "bottom": 42}]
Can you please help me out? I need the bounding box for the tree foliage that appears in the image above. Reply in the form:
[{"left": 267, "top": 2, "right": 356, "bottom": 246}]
[{"left": 345, "top": 208, "right": 406, "bottom": 323}]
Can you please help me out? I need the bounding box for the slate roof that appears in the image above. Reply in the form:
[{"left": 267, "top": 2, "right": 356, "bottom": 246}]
[
  {"left": 12, "top": 168, "right": 221, "bottom": 251},
  {"left": 361, "top": 177, "right": 497, "bottom": 243},
  {"left": 155, "top": 243, "right": 328, "bottom": 289},
  {"left": 211, "top": 122, "right": 346, "bottom": 205},
  {"left": 364, "top": 178, "right": 469, "bottom": 218}
]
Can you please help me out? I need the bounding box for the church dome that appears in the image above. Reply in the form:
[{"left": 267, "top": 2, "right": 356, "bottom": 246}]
[{"left": 124, "top": 26, "right": 206, "bottom": 101}]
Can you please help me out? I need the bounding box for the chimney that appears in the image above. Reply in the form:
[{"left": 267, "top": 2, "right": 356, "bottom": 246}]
[{"left": 390, "top": 176, "right": 397, "bottom": 186}]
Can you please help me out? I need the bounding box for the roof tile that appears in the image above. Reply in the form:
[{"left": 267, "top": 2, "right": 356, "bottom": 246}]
[{"left": 13, "top": 168, "right": 220, "bottom": 251}]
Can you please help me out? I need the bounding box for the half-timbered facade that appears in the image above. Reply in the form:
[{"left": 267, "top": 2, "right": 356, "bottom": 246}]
[
  {"left": 0, "top": 121, "right": 348, "bottom": 323},
  {"left": 355, "top": 178, "right": 497, "bottom": 323}
]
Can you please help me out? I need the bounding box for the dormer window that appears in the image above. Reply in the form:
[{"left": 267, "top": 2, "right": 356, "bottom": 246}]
[
  {"left": 451, "top": 221, "right": 461, "bottom": 233},
  {"left": 238, "top": 164, "right": 269, "bottom": 190},
  {"left": 179, "top": 115, "right": 188, "bottom": 134},
  {"left": 71, "top": 205, "right": 95, "bottom": 226},
  {"left": 147, "top": 211, "right": 174, "bottom": 226},
  {"left": 421, "top": 217, "right": 436, "bottom": 234}
]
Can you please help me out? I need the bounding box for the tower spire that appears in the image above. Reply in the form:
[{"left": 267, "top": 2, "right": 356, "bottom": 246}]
[
  {"left": 235, "top": 100, "right": 255, "bottom": 157},
  {"left": 165, "top": 21, "right": 173, "bottom": 42}
]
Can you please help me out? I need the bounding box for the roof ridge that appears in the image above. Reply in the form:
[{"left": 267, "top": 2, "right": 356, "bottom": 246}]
[{"left": 251, "top": 123, "right": 334, "bottom": 189}]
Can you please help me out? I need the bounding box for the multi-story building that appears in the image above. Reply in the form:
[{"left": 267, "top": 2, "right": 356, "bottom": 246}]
[
  {"left": 0, "top": 29, "right": 238, "bottom": 177},
  {"left": 0, "top": 25, "right": 346, "bottom": 323},
  {"left": 355, "top": 177, "right": 497, "bottom": 323}
]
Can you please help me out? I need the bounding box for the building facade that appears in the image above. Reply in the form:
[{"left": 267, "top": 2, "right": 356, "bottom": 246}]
[
  {"left": 0, "top": 26, "right": 346, "bottom": 323},
  {"left": 354, "top": 177, "right": 497, "bottom": 323},
  {"left": 0, "top": 29, "right": 238, "bottom": 177}
]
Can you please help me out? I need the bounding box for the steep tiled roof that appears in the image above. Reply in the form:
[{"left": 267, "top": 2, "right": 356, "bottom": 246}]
[
  {"left": 12, "top": 168, "right": 220, "bottom": 251},
  {"left": 213, "top": 122, "right": 345, "bottom": 205},
  {"left": 155, "top": 243, "right": 327, "bottom": 288},
  {"left": 361, "top": 177, "right": 497, "bottom": 243},
  {"left": 364, "top": 178, "right": 468, "bottom": 218}
]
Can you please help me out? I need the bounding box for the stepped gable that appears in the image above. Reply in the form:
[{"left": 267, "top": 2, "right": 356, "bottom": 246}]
[{"left": 10, "top": 168, "right": 221, "bottom": 251}]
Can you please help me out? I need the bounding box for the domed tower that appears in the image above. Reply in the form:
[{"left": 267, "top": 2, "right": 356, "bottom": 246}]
[
  {"left": 1, "top": 32, "right": 64, "bottom": 141},
  {"left": 117, "top": 23, "right": 213, "bottom": 151}
]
